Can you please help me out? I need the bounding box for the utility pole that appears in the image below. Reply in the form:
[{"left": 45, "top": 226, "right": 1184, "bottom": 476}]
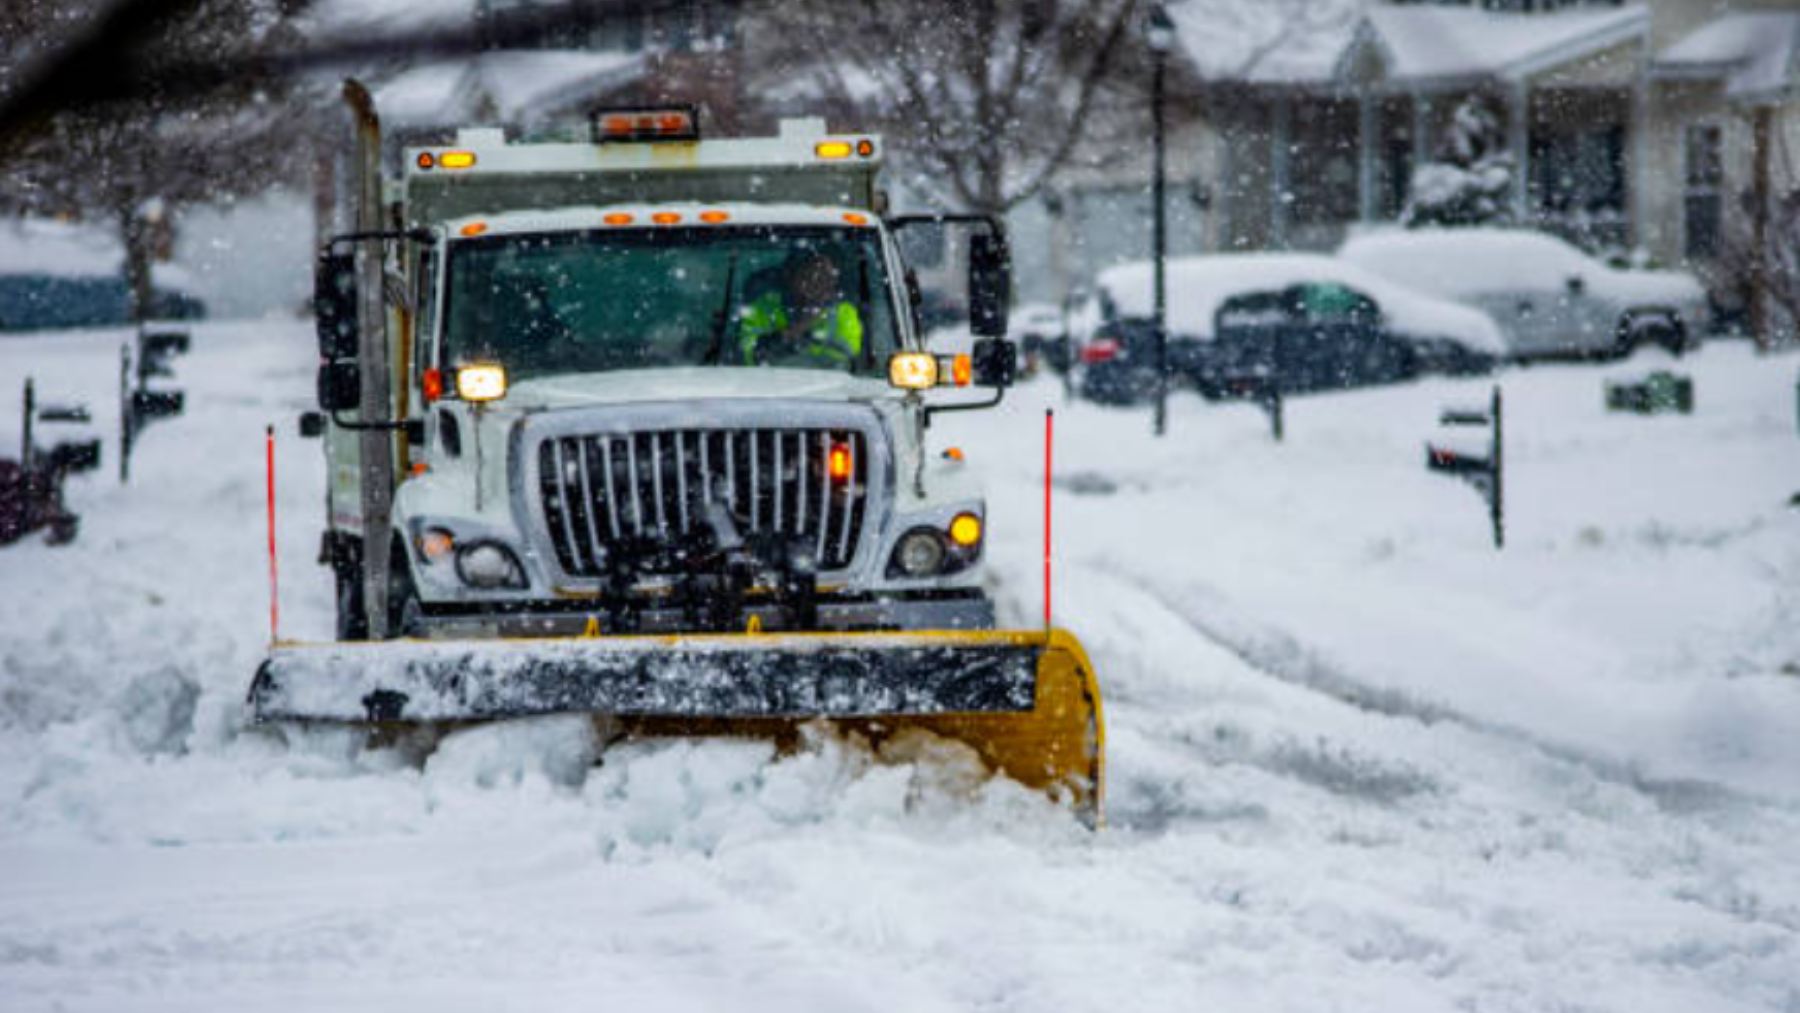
[{"left": 1147, "top": 3, "right": 1173, "bottom": 436}]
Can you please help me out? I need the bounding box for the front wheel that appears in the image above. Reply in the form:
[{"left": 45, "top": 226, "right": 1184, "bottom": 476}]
[
  {"left": 385, "top": 542, "right": 424, "bottom": 639},
  {"left": 335, "top": 563, "right": 369, "bottom": 641}
]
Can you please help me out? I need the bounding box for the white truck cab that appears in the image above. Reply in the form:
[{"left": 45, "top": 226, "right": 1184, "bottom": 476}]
[{"left": 305, "top": 111, "right": 1018, "bottom": 640}]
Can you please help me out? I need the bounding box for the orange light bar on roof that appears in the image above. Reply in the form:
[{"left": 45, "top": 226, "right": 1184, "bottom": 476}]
[
  {"left": 699, "top": 210, "right": 730, "bottom": 223},
  {"left": 591, "top": 106, "right": 700, "bottom": 143},
  {"left": 603, "top": 212, "right": 634, "bottom": 225},
  {"left": 856, "top": 138, "right": 875, "bottom": 157},
  {"left": 650, "top": 212, "right": 682, "bottom": 225},
  {"left": 439, "top": 151, "right": 477, "bottom": 169},
  {"left": 815, "top": 140, "right": 853, "bottom": 160},
  {"left": 459, "top": 221, "right": 487, "bottom": 237},
  {"left": 842, "top": 212, "right": 868, "bottom": 226},
  {"left": 415, "top": 152, "right": 435, "bottom": 170}
]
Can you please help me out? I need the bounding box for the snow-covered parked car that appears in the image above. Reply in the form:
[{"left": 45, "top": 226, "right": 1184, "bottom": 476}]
[
  {"left": 1069, "top": 253, "right": 1506, "bottom": 404},
  {"left": 0, "top": 219, "right": 205, "bottom": 332},
  {"left": 1338, "top": 228, "right": 1707, "bottom": 360}
]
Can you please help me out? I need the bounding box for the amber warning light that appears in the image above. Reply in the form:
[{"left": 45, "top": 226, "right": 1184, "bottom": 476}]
[{"left": 591, "top": 106, "right": 699, "bottom": 143}]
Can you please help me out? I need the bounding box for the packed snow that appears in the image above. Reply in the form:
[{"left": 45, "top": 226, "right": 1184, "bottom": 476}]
[{"left": 2, "top": 320, "right": 1799, "bottom": 1010}]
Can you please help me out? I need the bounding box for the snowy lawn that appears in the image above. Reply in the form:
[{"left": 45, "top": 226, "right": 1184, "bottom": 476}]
[{"left": 1, "top": 322, "right": 1797, "bottom": 1011}]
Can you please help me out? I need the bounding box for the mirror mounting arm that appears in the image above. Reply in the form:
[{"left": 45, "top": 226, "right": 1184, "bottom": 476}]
[
  {"left": 922, "top": 387, "right": 1005, "bottom": 428},
  {"left": 329, "top": 413, "right": 425, "bottom": 443},
  {"left": 324, "top": 227, "right": 435, "bottom": 253}
]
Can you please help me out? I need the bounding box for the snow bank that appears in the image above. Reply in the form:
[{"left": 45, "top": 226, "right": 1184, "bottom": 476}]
[{"left": 1094, "top": 252, "right": 1507, "bottom": 353}]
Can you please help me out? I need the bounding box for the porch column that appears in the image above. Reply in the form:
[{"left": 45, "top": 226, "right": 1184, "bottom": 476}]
[
  {"left": 1509, "top": 82, "right": 1530, "bottom": 222},
  {"left": 1358, "top": 88, "right": 1378, "bottom": 222},
  {"left": 1271, "top": 91, "right": 1291, "bottom": 248},
  {"left": 1214, "top": 126, "right": 1232, "bottom": 251},
  {"left": 1752, "top": 104, "right": 1773, "bottom": 350},
  {"left": 1412, "top": 93, "right": 1431, "bottom": 167},
  {"left": 1631, "top": 33, "right": 1651, "bottom": 251}
]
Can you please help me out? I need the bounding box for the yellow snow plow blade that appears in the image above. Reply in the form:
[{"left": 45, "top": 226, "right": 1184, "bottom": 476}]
[{"left": 249, "top": 628, "right": 1104, "bottom": 824}]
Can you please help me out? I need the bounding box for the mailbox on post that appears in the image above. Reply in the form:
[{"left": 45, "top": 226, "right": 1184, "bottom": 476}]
[{"left": 1426, "top": 385, "right": 1504, "bottom": 549}]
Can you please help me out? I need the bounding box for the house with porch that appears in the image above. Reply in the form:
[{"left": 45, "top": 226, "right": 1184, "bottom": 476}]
[{"left": 1028, "top": 0, "right": 1800, "bottom": 330}]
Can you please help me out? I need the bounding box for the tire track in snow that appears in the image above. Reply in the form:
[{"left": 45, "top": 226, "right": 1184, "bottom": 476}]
[{"left": 1084, "top": 559, "right": 1790, "bottom": 818}]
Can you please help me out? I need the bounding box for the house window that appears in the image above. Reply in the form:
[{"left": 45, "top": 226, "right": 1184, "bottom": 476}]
[{"left": 1684, "top": 125, "right": 1723, "bottom": 259}]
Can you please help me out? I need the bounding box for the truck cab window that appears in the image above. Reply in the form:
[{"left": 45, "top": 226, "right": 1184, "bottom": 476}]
[{"left": 443, "top": 226, "right": 900, "bottom": 381}]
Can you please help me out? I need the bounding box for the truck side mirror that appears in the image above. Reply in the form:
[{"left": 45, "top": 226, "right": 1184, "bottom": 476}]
[
  {"left": 971, "top": 337, "right": 1017, "bottom": 388},
  {"left": 298, "top": 411, "right": 326, "bottom": 438},
  {"left": 315, "top": 251, "right": 359, "bottom": 360},
  {"left": 317, "top": 360, "right": 361, "bottom": 412},
  {"left": 969, "top": 232, "right": 1010, "bottom": 339}
]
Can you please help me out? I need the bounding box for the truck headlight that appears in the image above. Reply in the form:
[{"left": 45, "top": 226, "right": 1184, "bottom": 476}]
[
  {"left": 893, "top": 529, "right": 946, "bottom": 577},
  {"left": 455, "top": 542, "right": 527, "bottom": 589},
  {"left": 456, "top": 364, "right": 507, "bottom": 402}
]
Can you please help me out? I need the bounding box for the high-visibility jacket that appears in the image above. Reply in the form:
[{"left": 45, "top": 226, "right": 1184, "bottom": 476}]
[{"left": 738, "top": 292, "right": 864, "bottom": 367}]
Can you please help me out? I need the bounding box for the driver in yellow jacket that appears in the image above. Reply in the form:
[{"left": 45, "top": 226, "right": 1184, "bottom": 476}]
[{"left": 738, "top": 252, "right": 864, "bottom": 368}]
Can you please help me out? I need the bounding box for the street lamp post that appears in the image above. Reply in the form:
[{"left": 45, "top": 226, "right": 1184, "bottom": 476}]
[{"left": 1146, "top": 3, "right": 1173, "bottom": 437}]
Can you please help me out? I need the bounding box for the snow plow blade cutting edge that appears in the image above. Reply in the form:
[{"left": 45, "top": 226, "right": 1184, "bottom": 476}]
[{"left": 249, "top": 628, "right": 1104, "bottom": 825}]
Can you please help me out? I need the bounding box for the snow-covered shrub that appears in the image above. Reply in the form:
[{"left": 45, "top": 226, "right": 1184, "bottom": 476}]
[{"left": 1403, "top": 98, "right": 1515, "bottom": 228}]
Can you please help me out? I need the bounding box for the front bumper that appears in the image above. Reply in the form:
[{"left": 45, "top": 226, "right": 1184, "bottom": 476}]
[{"left": 410, "top": 591, "right": 994, "bottom": 639}]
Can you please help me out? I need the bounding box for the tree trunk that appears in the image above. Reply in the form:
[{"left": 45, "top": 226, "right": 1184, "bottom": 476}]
[{"left": 118, "top": 201, "right": 155, "bottom": 325}]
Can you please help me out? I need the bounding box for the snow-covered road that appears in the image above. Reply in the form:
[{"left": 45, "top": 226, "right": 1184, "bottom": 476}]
[{"left": 2, "top": 321, "right": 1797, "bottom": 1011}]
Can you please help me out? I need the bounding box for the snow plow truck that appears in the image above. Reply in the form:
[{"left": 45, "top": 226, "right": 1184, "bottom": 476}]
[{"left": 249, "top": 87, "right": 1104, "bottom": 823}]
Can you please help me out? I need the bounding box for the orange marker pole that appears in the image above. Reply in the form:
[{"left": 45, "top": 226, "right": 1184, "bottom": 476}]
[
  {"left": 1043, "top": 408, "right": 1054, "bottom": 633},
  {"left": 265, "top": 425, "right": 279, "bottom": 646}
]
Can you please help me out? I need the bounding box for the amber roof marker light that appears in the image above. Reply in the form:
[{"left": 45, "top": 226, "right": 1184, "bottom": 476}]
[{"left": 589, "top": 105, "right": 700, "bottom": 143}]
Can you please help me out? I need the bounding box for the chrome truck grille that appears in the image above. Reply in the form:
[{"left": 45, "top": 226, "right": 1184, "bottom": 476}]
[{"left": 534, "top": 426, "right": 870, "bottom": 578}]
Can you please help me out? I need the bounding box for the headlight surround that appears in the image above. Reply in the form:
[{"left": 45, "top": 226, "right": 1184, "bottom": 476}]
[
  {"left": 886, "top": 512, "right": 983, "bottom": 579},
  {"left": 455, "top": 541, "right": 528, "bottom": 589}
]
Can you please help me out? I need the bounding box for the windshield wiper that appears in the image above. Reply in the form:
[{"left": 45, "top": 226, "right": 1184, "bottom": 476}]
[{"left": 704, "top": 253, "right": 740, "bottom": 366}]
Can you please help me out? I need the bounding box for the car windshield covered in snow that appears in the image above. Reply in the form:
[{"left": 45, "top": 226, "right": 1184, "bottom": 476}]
[{"left": 443, "top": 226, "right": 901, "bottom": 380}]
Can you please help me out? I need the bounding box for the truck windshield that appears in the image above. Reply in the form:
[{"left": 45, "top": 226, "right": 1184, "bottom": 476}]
[{"left": 443, "top": 226, "right": 902, "bottom": 380}]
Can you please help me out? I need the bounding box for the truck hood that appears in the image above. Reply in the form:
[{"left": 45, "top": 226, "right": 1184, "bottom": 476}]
[{"left": 505, "top": 368, "right": 892, "bottom": 411}]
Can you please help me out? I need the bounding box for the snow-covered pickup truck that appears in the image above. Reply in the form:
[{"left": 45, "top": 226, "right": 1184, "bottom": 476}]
[{"left": 1339, "top": 228, "right": 1708, "bottom": 360}]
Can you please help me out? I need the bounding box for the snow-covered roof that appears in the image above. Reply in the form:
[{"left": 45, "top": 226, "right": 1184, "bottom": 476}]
[
  {"left": 376, "top": 49, "right": 646, "bottom": 129},
  {"left": 1166, "top": 0, "right": 1359, "bottom": 84},
  {"left": 0, "top": 218, "right": 195, "bottom": 292},
  {"left": 1094, "top": 252, "right": 1506, "bottom": 353},
  {"left": 303, "top": 0, "right": 477, "bottom": 38},
  {"left": 1354, "top": 3, "right": 1646, "bottom": 85},
  {"left": 1339, "top": 228, "right": 1704, "bottom": 308},
  {"left": 1655, "top": 12, "right": 1800, "bottom": 103},
  {"left": 1180, "top": 1, "right": 1649, "bottom": 90}
]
